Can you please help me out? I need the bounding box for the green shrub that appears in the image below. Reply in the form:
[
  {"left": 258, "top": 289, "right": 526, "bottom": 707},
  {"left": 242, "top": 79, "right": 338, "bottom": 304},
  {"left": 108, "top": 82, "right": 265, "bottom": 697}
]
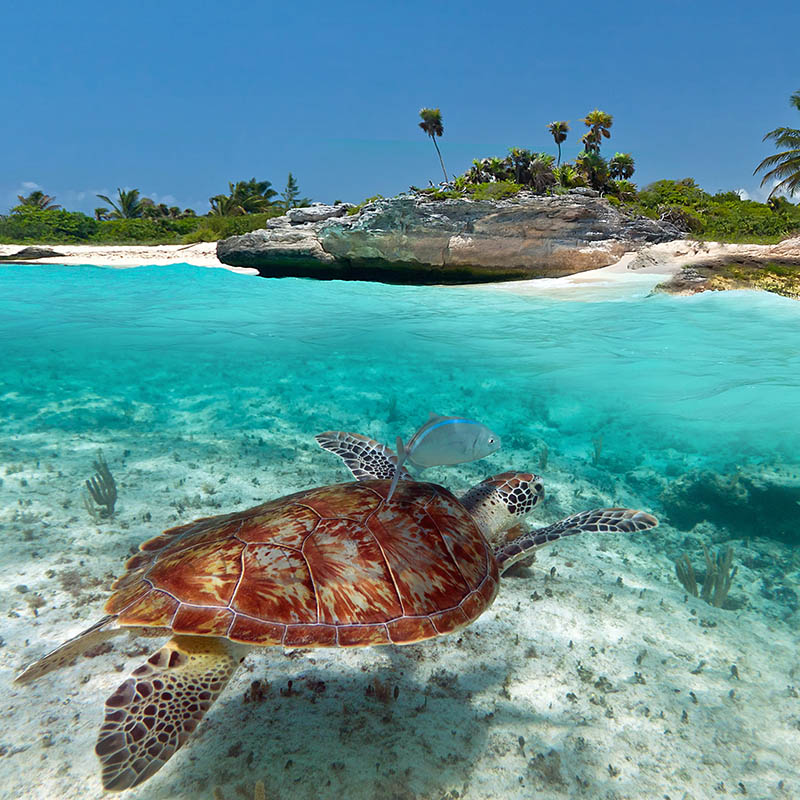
[
  {"left": 625, "top": 179, "right": 800, "bottom": 242},
  {"left": 553, "top": 164, "right": 586, "bottom": 189},
  {"left": 468, "top": 181, "right": 522, "bottom": 201},
  {"left": 181, "top": 211, "right": 283, "bottom": 243},
  {"left": 92, "top": 217, "right": 201, "bottom": 244},
  {"left": 636, "top": 178, "right": 707, "bottom": 209},
  {"left": 0, "top": 208, "right": 99, "bottom": 243},
  {"left": 608, "top": 179, "right": 638, "bottom": 202}
]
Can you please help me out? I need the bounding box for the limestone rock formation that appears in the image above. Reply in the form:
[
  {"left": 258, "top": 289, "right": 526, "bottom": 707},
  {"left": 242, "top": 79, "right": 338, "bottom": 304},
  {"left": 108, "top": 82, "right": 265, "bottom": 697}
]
[
  {"left": 217, "top": 193, "right": 682, "bottom": 284},
  {"left": 651, "top": 236, "right": 800, "bottom": 299}
]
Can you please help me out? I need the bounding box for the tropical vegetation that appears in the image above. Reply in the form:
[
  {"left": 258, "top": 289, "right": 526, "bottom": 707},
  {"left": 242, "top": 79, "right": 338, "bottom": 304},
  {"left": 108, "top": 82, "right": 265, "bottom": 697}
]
[
  {"left": 14, "top": 190, "right": 61, "bottom": 211},
  {"left": 546, "top": 121, "right": 569, "bottom": 165},
  {"left": 5, "top": 98, "right": 800, "bottom": 247},
  {"left": 96, "top": 188, "right": 145, "bottom": 219},
  {"left": 418, "top": 108, "right": 448, "bottom": 183},
  {"left": 280, "top": 172, "right": 311, "bottom": 212},
  {"left": 0, "top": 174, "right": 311, "bottom": 244},
  {"left": 405, "top": 103, "right": 800, "bottom": 243},
  {"left": 754, "top": 89, "right": 800, "bottom": 198},
  {"left": 626, "top": 178, "right": 800, "bottom": 242}
]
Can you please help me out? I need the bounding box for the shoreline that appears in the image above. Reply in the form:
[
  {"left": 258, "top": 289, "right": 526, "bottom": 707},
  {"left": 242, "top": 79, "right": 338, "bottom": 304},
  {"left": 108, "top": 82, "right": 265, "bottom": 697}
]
[
  {"left": 0, "top": 242, "right": 257, "bottom": 275},
  {"left": 2, "top": 238, "right": 799, "bottom": 298}
]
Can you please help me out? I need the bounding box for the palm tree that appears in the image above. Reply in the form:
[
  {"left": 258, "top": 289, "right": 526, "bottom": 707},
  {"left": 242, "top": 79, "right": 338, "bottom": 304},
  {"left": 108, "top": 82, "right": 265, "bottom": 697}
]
[
  {"left": 96, "top": 188, "right": 143, "bottom": 219},
  {"left": 547, "top": 121, "right": 569, "bottom": 165},
  {"left": 94, "top": 207, "right": 110, "bottom": 221},
  {"left": 16, "top": 190, "right": 60, "bottom": 210},
  {"left": 528, "top": 153, "right": 557, "bottom": 193},
  {"left": 581, "top": 109, "right": 613, "bottom": 153},
  {"left": 611, "top": 179, "right": 638, "bottom": 201},
  {"left": 576, "top": 150, "right": 610, "bottom": 191},
  {"left": 231, "top": 178, "right": 277, "bottom": 210},
  {"left": 419, "top": 108, "right": 448, "bottom": 183},
  {"left": 508, "top": 147, "right": 533, "bottom": 183},
  {"left": 209, "top": 194, "right": 240, "bottom": 216},
  {"left": 754, "top": 89, "right": 800, "bottom": 198},
  {"left": 208, "top": 178, "right": 278, "bottom": 216},
  {"left": 609, "top": 152, "right": 635, "bottom": 179}
]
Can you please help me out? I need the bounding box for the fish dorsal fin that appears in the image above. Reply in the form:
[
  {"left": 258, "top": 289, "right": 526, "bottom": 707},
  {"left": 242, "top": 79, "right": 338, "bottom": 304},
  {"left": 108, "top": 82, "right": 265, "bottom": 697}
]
[
  {"left": 386, "top": 436, "right": 408, "bottom": 502},
  {"left": 428, "top": 412, "right": 445, "bottom": 422}
]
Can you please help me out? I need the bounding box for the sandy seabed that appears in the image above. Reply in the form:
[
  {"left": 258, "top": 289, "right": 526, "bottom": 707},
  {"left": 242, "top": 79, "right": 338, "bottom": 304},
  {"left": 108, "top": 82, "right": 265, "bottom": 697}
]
[{"left": 1, "top": 432, "right": 798, "bottom": 800}]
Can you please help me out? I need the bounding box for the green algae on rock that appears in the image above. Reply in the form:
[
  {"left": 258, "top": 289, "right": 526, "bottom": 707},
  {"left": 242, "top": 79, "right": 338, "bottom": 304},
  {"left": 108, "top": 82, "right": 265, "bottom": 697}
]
[{"left": 656, "top": 258, "right": 800, "bottom": 299}]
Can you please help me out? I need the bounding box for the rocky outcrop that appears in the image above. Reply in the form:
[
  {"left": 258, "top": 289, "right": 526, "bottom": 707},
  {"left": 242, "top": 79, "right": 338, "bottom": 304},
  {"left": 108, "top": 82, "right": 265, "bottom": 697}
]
[
  {"left": 217, "top": 193, "right": 682, "bottom": 284},
  {"left": 651, "top": 237, "right": 800, "bottom": 299},
  {"left": 0, "top": 246, "right": 64, "bottom": 262}
]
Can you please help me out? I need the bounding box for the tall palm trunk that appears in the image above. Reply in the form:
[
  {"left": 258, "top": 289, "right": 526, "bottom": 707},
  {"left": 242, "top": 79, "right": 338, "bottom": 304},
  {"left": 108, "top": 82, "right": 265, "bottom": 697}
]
[
  {"left": 430, "top": 135, "right": 448, "bottom": 183},
  {"left": 557, "top": 142, "right": 562, "bottom": 166}
]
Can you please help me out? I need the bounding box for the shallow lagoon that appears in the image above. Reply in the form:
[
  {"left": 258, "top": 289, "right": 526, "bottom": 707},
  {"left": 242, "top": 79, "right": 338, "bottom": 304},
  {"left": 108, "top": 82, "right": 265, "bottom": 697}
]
[{"left": 1, "top": 264, "right": 799, "bottom": 799}]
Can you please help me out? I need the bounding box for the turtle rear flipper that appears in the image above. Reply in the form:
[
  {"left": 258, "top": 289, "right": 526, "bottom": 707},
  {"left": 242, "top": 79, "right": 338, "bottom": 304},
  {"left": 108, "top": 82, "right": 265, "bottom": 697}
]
[
  {"left": 495, "top": 507, "right": 658, "bottom": 573},
  {"left": 15, "top": 615, "right": 123, "bottom": 684},
  {"left": 315, "top": 431, "right": 412, "bottom": 482},
  {"left": 96, "top": 635, "right": 248, "bottom": 791}
]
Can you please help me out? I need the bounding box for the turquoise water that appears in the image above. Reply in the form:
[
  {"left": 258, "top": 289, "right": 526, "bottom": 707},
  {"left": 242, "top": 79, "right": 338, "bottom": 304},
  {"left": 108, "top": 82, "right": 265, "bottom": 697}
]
[
  {"left": 3, "top": 264, "right": 799, "bottom": 471},
  {"left": 2, "top": 264, "right": 800, "bottom": 799}
]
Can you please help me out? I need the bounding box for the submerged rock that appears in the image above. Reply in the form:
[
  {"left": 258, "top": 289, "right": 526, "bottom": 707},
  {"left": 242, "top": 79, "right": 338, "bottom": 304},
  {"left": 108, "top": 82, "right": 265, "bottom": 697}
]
[
  {"left": 660, "top": 466, "right": 800, "bottom": 544},
  {"left": 217, "top": 193, "right": 682, "bottom": 284}
]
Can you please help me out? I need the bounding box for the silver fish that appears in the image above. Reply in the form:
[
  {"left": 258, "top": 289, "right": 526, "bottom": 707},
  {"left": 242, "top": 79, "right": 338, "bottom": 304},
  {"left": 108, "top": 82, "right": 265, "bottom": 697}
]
[{"left": 387, "top": 413, "right": 501, "bottom": 501}]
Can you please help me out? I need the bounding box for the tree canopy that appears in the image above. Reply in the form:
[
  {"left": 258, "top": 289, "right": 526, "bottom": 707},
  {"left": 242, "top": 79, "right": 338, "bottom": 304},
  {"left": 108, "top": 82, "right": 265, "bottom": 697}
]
[
  {"left": 754, "top": 89, "right": 800, "bottom": 198},
  {"left": 547, "top": 121, "right": 569, "bottom": 165},
  {"left": 581, "top": 110, "right": 613, "bottom": 153},
  {"left": 209, "top": 178, "right": 278, "bottom": 216},
  {"left": 96, "top": 189, "right": 143, "bottom": 219}
]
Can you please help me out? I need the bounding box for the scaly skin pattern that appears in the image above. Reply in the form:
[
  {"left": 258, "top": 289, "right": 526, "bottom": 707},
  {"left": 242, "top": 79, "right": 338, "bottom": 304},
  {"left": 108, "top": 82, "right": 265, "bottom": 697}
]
[
  {"left": 106, "top": 479, "right": 499, "bottom": 648},
  {"left": 494, "top": 507, "right": 658, "bottom": 572}
]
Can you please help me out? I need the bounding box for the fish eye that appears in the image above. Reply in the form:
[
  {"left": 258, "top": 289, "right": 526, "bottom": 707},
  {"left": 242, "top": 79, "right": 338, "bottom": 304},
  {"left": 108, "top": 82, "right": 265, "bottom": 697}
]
[{"left": 488, "top": 437, "right": 495, "bottom": 443}]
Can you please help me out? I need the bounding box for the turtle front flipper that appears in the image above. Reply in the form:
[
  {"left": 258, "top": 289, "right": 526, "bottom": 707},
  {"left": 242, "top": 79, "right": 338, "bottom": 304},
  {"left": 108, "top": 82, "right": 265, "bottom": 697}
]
[
  {"left": 15, "top": 614, "right": 124, "bottom": 684},
  {"left": 315, "top": 431, "right": 413, "bottom": 482},
  {"left": 495, "top": 508, "right": 658, "bottom": 574},
  {"left": 96, "top": 635, "right": 249, "bottom": 791}
]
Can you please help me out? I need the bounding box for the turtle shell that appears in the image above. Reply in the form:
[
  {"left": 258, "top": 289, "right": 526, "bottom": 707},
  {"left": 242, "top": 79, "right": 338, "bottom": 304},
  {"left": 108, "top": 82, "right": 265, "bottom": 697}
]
[{"left": 106, "top": 479, "right": 499, "bottom": 648}]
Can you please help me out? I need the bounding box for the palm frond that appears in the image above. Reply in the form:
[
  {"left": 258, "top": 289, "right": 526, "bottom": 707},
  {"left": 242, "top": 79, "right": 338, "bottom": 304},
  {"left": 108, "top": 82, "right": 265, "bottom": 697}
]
[
  {"left": 756, "top": 154, "right": 800, "bottom": 181},
  {"left": 96, "top": 193, "right": 123, "bottom": 218}
]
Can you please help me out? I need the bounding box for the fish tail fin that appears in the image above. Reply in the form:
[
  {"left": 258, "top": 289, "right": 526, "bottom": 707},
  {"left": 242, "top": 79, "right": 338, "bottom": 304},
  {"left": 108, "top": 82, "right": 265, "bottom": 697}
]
[{"left": 387, "top": 436, "right": 407, "bottom": 502}]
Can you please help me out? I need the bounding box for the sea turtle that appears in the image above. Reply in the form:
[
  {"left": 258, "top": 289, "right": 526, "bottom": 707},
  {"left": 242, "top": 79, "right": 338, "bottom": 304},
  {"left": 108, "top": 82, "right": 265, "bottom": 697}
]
[{"left": 15, "top": 433, "right": 657, "bottom": 792}]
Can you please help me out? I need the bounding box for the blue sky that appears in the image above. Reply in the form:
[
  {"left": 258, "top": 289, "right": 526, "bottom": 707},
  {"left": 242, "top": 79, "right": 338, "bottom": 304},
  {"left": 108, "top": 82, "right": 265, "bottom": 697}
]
[{"left": 2, "top": 0, "right": 798, "bottom": 214}]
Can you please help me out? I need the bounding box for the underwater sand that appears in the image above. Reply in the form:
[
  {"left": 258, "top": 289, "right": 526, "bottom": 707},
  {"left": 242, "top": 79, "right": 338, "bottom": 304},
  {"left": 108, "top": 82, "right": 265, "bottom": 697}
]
[{"left": 1, "top": 264, "right": 799, "bottom": 800}]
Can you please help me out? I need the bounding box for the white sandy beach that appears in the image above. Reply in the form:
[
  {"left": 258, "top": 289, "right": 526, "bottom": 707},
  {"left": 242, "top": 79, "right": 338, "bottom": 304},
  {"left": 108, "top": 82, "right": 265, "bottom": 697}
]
[
  {"left": 2, "top": 237, "right": 799, "bottom": 298},
  {"left": 468, "top": 236, "right": 800, "bottom": 298},
  {"left": 0, "top": 243, "right": 256, "bottom": 274}
]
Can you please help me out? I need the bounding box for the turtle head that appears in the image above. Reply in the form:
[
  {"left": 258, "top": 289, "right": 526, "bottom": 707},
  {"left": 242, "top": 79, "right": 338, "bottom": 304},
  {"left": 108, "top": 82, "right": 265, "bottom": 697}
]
[{"left": 460, "top": 472, "right": 544, "bottom": 539}]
